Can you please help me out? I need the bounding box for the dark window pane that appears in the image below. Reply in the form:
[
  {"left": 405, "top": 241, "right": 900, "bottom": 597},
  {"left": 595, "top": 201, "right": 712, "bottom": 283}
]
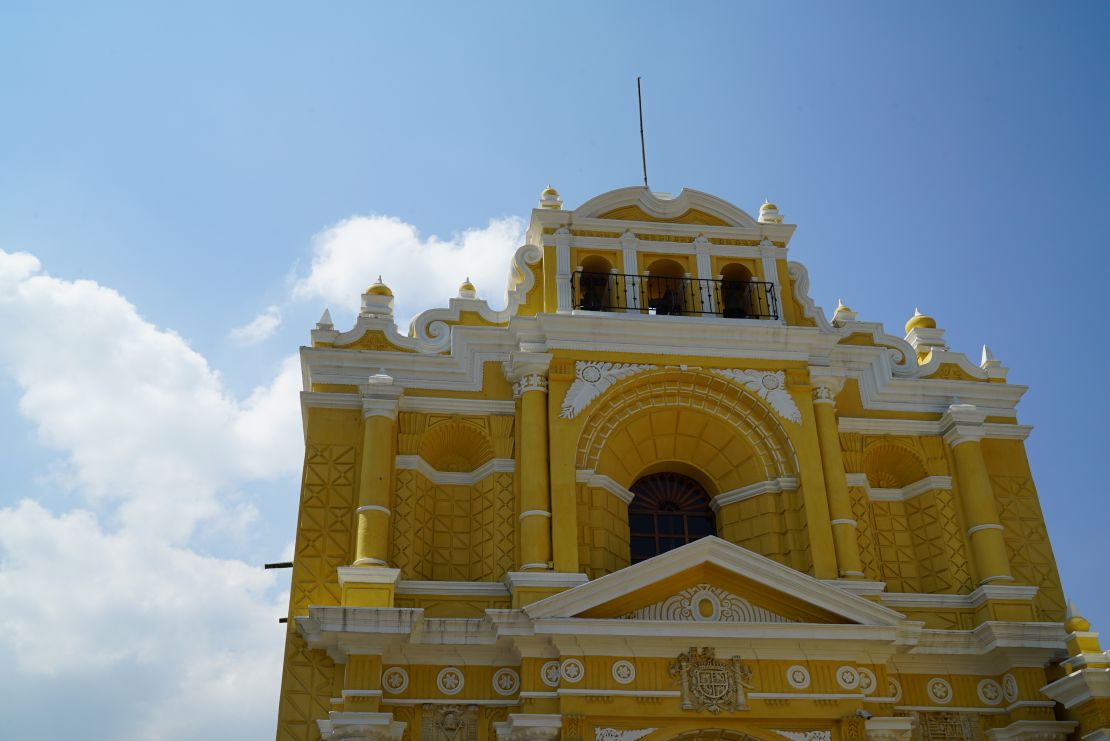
[
  {"left": 687, "top": 517, "right": 715, "bottom": 537},
  {"left": 627, "top": 472, "right": 716, "bottom": 562},
  {"left": 629, "top": 514, "right": 653, "bottom": 533}
]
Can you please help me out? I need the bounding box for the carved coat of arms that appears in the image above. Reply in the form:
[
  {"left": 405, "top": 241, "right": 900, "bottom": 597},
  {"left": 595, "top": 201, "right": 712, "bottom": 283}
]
[{"left": 668, "top": 647, "right": 753, "bottom": 713}]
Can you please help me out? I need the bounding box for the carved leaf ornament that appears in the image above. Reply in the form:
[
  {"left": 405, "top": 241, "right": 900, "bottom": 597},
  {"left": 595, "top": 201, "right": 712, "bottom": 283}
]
[
  {"left": 710, "top": 369, "right": 802, "bottom": 424},
  {"left": 559, "top": 361, "right": 657, "bottom": 419}
]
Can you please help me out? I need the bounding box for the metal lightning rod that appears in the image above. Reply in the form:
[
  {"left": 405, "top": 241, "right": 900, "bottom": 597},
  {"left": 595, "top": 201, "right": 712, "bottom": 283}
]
[{"left": 637, "top": 76, "right": 649, "bottom": 189}]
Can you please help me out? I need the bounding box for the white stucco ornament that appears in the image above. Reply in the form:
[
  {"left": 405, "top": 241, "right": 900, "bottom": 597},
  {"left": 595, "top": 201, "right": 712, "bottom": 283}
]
[
  {"left": 710, "top": 369, "right": 801, "bottom": 423},
  {"left": 774, "top": 732, "right": 832, "bottom": 741},
  {"left": 560, "top": 361, "right": 657, "bottom": 419},
  {"left": 595, "top": 729, "right": 656, "bottom": 741},
  {"left": 621, "top": 583, "right": 792, "bottom": 623}
]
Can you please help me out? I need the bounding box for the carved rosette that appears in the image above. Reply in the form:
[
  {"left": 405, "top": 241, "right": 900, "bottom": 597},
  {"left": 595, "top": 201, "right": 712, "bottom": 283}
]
[
  {"left": 710, "top": 369, "right": 802, "bottom": 423},
  {"left": 668, "top": 646, "right": 753, "bottom": 713},
  {"left": 621, "top": 583, "right": 792, "bottom": 623},
  {"left": 559, "top": 361, "right": 657, "bottom": 419}
]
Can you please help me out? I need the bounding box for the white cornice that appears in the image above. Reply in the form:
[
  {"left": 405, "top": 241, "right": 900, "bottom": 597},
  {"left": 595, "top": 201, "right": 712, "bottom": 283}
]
[
  {"left": 844, "top": 474, "right": 953, "bottom": 503},
  {"left": 1041, "top": 667, "right": 1110, "bottom": 708},
  {"left": 838, "top": 417, "right": 1032, "bottom": 440},
  {"left": 395, "top": 455, "right": 514, "bottom": 485},
  {"left": 395, "top": 581, "right": 509, "bottom": 597},
  {"left": 711, "top": 477, "right": 800, "bottom": 511},
  {"left": 879, "top": 585, "right": 1038, "bottom": 610},
  {"left": 575, "top": 470, "right": 634, "bottom": 504}
]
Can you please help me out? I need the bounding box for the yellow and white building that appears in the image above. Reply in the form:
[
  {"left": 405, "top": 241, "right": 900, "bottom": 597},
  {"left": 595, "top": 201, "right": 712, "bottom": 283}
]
[{"left": 275, "top": 186, "right": 1110, "bottom": 741}]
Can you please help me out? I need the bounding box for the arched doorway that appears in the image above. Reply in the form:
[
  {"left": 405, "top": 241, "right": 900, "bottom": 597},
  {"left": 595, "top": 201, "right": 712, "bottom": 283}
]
[{"left": 628, "top": 472, "right": 716, "bottom": 563}]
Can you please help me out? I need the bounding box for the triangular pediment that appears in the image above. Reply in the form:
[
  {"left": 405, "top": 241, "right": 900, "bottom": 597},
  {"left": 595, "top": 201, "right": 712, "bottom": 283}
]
[{"left": 524, "top": 537, "right": 904, "bottom": 627}]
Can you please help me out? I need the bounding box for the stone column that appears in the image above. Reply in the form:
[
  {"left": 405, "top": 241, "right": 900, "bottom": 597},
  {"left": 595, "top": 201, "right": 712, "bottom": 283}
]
[
  {"left": 864, "top": 717, "right": 915, "bottom": 741},
  {"left": 942, "top": 403, "right": 1012, "bottom": 584},
  {"left": 811, "top": 374, "right": 864, "bottom": 578},
  {"left": 354, "top": 371, "right": 402, "bottom": 568},
  {"left": 509, "top": 353, "right": 553, "bottom": 571}
]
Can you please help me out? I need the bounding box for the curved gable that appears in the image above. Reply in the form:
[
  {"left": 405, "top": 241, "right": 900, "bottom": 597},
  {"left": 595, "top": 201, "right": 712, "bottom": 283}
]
[{"left": 575, "top": 186, "right": 760, "bottom": 227}]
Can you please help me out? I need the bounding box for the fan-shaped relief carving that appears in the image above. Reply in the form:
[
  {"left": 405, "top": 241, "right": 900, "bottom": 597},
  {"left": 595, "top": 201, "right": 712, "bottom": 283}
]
[
  {"left": 560, "top": 361, "right": 658, "bottom": 419},
  {"left": 621, "top": 583, "right": 793, "bottom": 623},
  {"left": 419, "top": 420, "right": 494, "bottom": 472},
  {"left": 710, "top": 369, "right": 801, "bottom": 424}
]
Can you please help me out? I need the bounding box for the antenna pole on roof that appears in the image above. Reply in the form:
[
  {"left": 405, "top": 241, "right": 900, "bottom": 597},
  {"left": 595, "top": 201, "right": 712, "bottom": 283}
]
[{"left": 637, "top": 76, "right": 649, "bottom": 190}]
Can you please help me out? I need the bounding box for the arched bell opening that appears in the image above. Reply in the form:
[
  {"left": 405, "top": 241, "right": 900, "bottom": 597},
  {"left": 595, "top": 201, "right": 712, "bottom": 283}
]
[
  {"left": 645, "top": 258, "right": 687, "bottom": 315},
  {"left": 577, "top": 255, "right": 615, "bottom": 311},
  {"left": 719, "top": 262, "right": 754, "bottom": 319}
]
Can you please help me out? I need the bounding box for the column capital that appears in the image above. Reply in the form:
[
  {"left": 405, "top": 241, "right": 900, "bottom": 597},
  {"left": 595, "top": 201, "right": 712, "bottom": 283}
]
[
  {"left": 865, "top": 717, "right": 914, "bottom": 741},
  {"left": 941, "top": 402, "right": 988, "bottom": 446},
  {"left": 809, "top": 369, "right": 845, "bottom": 407},
  {"left": 318, "top": 712, "right": 406, "bottom": 741},
  {"left": 358, "top": 369, "right": 403, "bottom": 419},
  {"left": 493, "top": 714, "right": 563, "bottom": 741},
  {"left": 504, "top": 352, "right": 552, "bottom": 394}
]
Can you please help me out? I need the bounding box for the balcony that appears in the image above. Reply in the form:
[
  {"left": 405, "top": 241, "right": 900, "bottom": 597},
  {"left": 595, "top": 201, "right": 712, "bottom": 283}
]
[{"left": 570, "top": 271, "right": 779, "bottom": 320}]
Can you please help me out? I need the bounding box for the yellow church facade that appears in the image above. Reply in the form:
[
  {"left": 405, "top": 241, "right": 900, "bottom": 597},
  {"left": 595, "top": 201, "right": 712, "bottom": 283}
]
[{"left": 276, "top": 186, "right": 1109, "bottom": 741}]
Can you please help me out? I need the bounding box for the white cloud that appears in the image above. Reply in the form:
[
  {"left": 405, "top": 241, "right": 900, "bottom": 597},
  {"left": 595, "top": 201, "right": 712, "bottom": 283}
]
[
  {"left": 0, "top": 251, "right": 302, "bottom": 543},
  {"left": 291, "top": 214, "right": 526, "bottom": 327},
  {"left": 229, "top": 304, "right": 282, "bottom": 344},
  {"left": 0, "top": 248, "right": 300, "bottom": 740},
  {"left": 0, "top": 499, "right": 285, "bottom": 740}
]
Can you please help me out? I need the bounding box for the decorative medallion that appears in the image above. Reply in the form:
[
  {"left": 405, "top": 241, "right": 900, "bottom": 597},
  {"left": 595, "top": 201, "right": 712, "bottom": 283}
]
[
  {"left": 595, "top": 729, "right": 657, "bottom": 741},
  {"left": 668, "top": 646, "right": 753, "bottom": 713},
  {"left": 382, "top": 666, "right": 409, "bottom": 694},
  {"left": 612, "top": 660, "right": 636, "bottom": 685},
  {"left": 888, "top": 678, "right": 903, "bottom": 703},
  {"left": 540, "top": 660, "right": 560, "bottom": 688},
  {"left": 857, "top": 668, "right": 877, "bottom": 695},
  {"left": 1002, "top": 673, "right": 1019, "bottom": 703},
  {"left": 492, "top": 668, "right": 520, "bottom": 696},
  {"left": 559, "top": 362, "right": 657, "bottom": 419},
  {"left": 437, "top": 667, "right": 465, "bottom": 696},
  {"left": 977, "top": 678, "right": 1003, "bottom": 706},
  {"left": 709, "top": 369, "right": 802, "bottom": 423},
  {"left": 560, "top": 658, "right": 585, "bottom": 683},
  {"left": 927, "top": 677, "right": 953, "bottom": 705},
  {"left": 785, "top": 665, "right": 811, "bottom": 689},
  {"left": 423, "top": 703, "right": 478, "bottom": 741},
  {"left": 621, "top": 583, "right": 792, "bottom": 623},
  {"left": 836, "top": 666, "right": 860, "bottom": 690}
]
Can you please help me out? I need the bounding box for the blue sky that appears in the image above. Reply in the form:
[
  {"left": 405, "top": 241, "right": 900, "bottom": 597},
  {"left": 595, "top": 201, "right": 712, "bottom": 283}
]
[{"left": 1, "top": 2, "right": 1108, "bottom": 739}]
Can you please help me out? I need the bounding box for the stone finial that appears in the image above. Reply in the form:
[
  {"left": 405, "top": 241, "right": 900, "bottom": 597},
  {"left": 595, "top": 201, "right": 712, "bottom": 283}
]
[
  {"left": 832, "top": 299, "right": 858, "bottom": 326},
  {"left": 539, "top": 185, "right": 562, "bottom": 210},
  {"left": 316, "top": 308, "right": 334, "bottom": 330},
  {"left": 758, "top": 199, "right": 784, "bottom": 224}
]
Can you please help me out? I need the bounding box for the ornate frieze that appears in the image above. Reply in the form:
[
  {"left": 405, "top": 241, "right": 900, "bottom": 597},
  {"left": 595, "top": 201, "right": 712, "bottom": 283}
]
[
  {"left": 621, "top": 583, "right": 793, "bottom": 623},
  {"left": 774, "top": 731, "right": 832, "bottom": 741},
  {"left": 710, "top": 369, "right": 802, "bottom": 423},
  {"left": 595, "top": 730, "right": 657, "bottom": 741},
  {"left": 421, "top": 704, "right": 478, "bottom": 741},
  {"left": 559, "top": 361, "right": 657, "bottom": 419},
  {"left": 669, "top": 646, "right": 753, "bottom": 713}
]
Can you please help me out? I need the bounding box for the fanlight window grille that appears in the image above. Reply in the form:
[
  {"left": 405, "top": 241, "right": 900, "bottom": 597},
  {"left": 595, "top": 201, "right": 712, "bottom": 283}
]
[{"left": 628, "top": 472, "right": 716, "bottom": 563}]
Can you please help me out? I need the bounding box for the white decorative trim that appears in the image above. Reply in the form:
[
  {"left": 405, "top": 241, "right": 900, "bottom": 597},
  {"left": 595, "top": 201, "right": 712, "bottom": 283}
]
[
  {"left": 839, "top": 417, "right": 1032, "bottom": 441},
  {"left": 395, "top": 455, "right": 515, "bottom": 486},
  {"left": 395, "top": 580, "right": 508, "bottom": 597},
  {"left": 1002, "top": 673, "right": 1019, "bottom": 703},
  {"left": 711, "top": 476, "right": 799, "bottom": 510},
  {"left": 513, "top": 373, "right": 548, "bottom": 397},
  {"left": 848, "top": 474, "right": 953, "bottom": 503},
  {"left": 519, "top": 510, "right": 552, "bottom": 520},
  {"left": 968, "top": 523, "right": 1004, "bottom": 536},
  {"left": 621, "top": 583, "right": 792, "bottom": 623},
  {"left": 336, "top": 567, "right": 401, "bottom": 586},
  {"left": 492, "top": 668, "right": 520, "bottom": 696},
  {"left": 576, "top": 470, "right": 635, "bottom": 504},
  {"left": 560, "top": 658, "right": 584, "bottom": 683},
  {"left": 436, "top": 667, "right": 464, "bottom": 696},
  {"left": 888, "top": 677, "right": 903, "bottom": 703},
  {"left": 382, "top": 667, "right": 409, "bottom": 694},
  {"left": 830, "top": 518, "right": 858, "bottom": 528},
  {"left": 386, "top": 698, "right": 518, "bottom": 707},
  {"left": 978, "top": 678, "right": 1004, "bottom": 706},
  {"left": 879, "top": 584, "right": 1037, "bottom": 610},
  {"left": 986, "top": 721, "right": 1078, "bottom": 741},
  {"left": 560, "top": 689, "right": 679, "bottom": 697},
  {"left": 595, "top": 729, "right": 657, "bottom": 741},
  {"left": 357, "top": 504, "right": 391, "bottom": 515},
  {"left": 774, "top": 731, "right": 832, "bottom": 741},
  {"left": 927, "top": 677, "right": 953, "bottom": 704},
  {"left": 504, "top": 572, "right": 589, "bottom": 593},
  {"left": 399, "top": 397, "right": 516, "bottom": 415},
  {"left": 858, "top": 668, "right": 877, "bottom": 695},
  {"left": 611, "top": 660, "right": 636, "bottom": 685},
  {"left": 710, "top": 368, "right": 802, "bottom": 423},
  {"left": 560, "top": 361, "right": 657, "bottom": 419},
  {"left": 786, "top": 665, "right": 811, "bottom": 689},
  {"left": 540, "top": 661, "right": 560, "bottom": 688},
  {"left": 836, "top": 666, "right": 861, "bottom": 690},
  {"left": 352, "top": 557, "right": 390, "bottom": 567}
]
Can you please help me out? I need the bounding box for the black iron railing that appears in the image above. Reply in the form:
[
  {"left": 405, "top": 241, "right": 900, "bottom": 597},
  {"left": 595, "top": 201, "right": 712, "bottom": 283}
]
[{"left": 570, "top": 271, "right": 779, "bottom": 320}]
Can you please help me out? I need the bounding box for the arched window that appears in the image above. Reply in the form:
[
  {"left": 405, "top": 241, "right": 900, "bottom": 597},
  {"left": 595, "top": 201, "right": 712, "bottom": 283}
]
[
  {"left": 644, "top": 258, "right": 687, "bottom": 315},
  {"left": 628, "top": 472, "right": 716, "bottom": 563}
]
